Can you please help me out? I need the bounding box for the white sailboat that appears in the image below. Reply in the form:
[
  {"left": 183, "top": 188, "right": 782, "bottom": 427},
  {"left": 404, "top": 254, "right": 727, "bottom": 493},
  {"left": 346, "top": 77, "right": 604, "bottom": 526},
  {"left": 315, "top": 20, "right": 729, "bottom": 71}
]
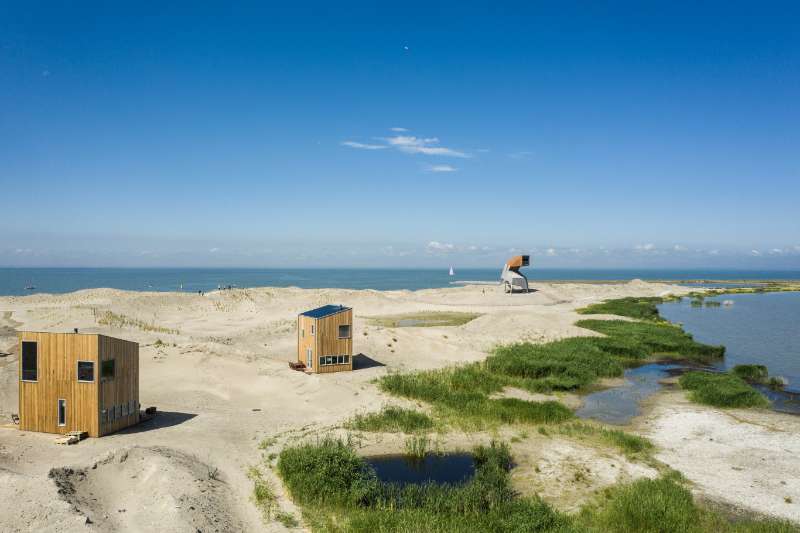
[{"left": 449, "top": 266, "right": 454, "bottom": 276}]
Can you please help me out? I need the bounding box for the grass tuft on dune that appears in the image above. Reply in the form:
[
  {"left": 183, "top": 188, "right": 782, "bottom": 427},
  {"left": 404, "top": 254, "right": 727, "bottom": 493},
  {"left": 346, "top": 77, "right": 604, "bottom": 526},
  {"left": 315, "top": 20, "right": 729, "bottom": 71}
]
[
  {"left": 346, "top": 406, "right": 435, "bottom": 433},
  {"left": 679, "top": 371, "right": 770, "bottom": 409}
]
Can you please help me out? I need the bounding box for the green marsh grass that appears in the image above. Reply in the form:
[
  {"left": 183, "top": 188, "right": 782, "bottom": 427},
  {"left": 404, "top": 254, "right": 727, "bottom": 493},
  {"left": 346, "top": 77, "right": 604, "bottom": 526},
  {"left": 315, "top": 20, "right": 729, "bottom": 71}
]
[
  {"left": 346, "top": 406, "right": 435, "bottom": 433},
  {"left": 554, "top": 422, "right": 654, "bottom": 457},
  {"left": 368, "top": 311, "right": 481, "bottom": 328},
  {"left": 731, "top": 364, "right": 769, "bottom": 383},
  {"left": 579, "top": 476, "right": 800, "bottom": 533},
  {"left": 679, "top": 371, "right": 770, "bottom": 408},
  {"left": 277, "top": 438, "right": 574, "bottom": 532},
  {"left": 576, "top": 296, "right": 668, "bottom": 321}
]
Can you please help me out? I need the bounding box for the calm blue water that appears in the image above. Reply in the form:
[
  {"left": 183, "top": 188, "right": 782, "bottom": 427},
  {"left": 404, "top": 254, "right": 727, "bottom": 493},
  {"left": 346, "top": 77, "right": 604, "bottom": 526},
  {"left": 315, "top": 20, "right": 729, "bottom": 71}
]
[
  {"left": 1, "top": 268, "right": 799, "bottom": 296},
  {"left": 366, "top": 453, "right": 475, "bottom": 486},
  {"left": 578, "top": 291, "right": 800, "bottom": 424},
  {"left": 659, "top": 292, "right": 800, "bottom": 391}
]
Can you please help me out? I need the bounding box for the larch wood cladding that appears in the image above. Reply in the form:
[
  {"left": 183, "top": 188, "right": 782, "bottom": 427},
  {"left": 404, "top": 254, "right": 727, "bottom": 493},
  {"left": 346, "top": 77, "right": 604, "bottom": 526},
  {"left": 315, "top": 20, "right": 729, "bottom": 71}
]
[
  {"left": 17, "top": 332, "right": 139, "bottom": 437},
  {"left": 296, "top": 308, "right": 353, "bottom": 374}
]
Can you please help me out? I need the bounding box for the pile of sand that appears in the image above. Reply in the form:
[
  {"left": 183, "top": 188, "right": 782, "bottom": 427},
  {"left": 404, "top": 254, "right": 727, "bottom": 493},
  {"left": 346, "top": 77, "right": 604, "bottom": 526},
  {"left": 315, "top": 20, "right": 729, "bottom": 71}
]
[{"left": 49, "top": 446, "right": 246, "bottom": 532}]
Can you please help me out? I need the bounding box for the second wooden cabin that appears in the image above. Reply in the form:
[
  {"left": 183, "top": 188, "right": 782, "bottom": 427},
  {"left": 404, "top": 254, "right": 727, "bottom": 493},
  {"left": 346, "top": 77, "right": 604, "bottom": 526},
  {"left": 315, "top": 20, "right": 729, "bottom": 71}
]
[{"left": 297, "top": 305, "right": 353, "bottom": 373}]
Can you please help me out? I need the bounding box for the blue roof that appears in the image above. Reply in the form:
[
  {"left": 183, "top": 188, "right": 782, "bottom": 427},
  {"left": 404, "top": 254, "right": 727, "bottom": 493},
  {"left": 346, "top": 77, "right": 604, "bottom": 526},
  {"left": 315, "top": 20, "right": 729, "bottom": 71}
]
[{"left": 300, "top": 304, "right": 351, "bottom": 319}]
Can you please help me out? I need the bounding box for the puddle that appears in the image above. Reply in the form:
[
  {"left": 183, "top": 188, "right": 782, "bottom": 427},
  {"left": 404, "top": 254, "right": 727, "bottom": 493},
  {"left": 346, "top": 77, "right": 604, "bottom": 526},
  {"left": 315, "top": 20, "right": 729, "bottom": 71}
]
[
  {"left": 576, "top": 363, "right": 684, "bottom": 425},
  {"left": 366, "top": 453, "right": 475, "bottom": 486}
]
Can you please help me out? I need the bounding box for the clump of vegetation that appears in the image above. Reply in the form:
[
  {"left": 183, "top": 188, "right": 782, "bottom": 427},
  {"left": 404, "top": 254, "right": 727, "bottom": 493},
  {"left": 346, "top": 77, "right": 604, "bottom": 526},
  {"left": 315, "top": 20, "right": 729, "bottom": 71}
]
[
  {"left": 277, "top": 438, "right": 572, "bottom": 532},
  {"left": 379, "top": 306, "right": 723, "bottom": 427},
  {"left": 405, "top": 434, "right": 431, "bottom": 458},
  {"left": 277, "top": 438, "right": 796, "bottom": 532},
  {"left": 380, "top": 366, "right": 574, "bottom": 428},
  {"left": 679, "top": 371, "right": 770, "bottom": 408},
  {"left": 578, "top": 475, "right": 800, "bottom": 533},
  {"left": 704, "top": 300, "right": 722, "bottom": 307},
  {"left": 731, "top": 364, "right": 769, "bottom": 383},
  {"left": 555, "top": 422, "right": 654, "bottom": 457},
  {"left": 347, "top": 406, "right": 435, "bottom": 433},
  {"left": 247, "top": 466, "right": 277, "bottom": 520},
  {"left": 690, "top": 299, "right": 704, "bottom": 307},
  {"left": 274, "top": 511, "right": 299, "bottom": 528},
  {"left": 97, "top": 310, "right": 179, "bottom": 334},
  {"left": 368, "top": 311, "right": 481, "bottom": 328},
  {"left": 577, "top": 296, "right": 667, "bottom": 321}
]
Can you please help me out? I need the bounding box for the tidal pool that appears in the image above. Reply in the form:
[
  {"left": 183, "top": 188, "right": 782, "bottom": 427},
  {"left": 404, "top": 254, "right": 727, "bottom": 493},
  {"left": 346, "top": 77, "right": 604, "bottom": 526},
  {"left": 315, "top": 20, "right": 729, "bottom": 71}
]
[{"left": 365, "top": 453, "right": 475, "bottom": 486}]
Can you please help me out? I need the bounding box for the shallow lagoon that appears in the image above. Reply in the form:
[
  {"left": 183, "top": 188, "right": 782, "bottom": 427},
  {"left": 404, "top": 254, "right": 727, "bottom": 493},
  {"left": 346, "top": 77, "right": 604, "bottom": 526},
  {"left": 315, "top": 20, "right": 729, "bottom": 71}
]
[{"left": 366, "top": 453, "right": 475, "bottom": 486}]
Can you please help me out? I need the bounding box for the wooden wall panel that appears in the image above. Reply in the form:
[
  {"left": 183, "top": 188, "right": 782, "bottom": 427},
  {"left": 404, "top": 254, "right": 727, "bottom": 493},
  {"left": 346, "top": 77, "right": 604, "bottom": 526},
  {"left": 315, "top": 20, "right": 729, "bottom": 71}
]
[
  {"left": 98, "top": 335, "right": 139, "bottom": 436},
  {"left": 18, "top": 332, "right": 99, "bottom": 437},
  {"left": 316, "top": 309, "right": 353, "bottom": 374},
  {"left": 297, "top": 316, "right": 316, "bottom": 370}
]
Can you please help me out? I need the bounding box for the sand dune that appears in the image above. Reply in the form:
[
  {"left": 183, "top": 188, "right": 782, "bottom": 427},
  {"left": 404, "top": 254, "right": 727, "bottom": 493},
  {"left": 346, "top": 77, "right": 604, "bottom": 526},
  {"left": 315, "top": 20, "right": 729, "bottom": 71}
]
[{"left": 1, "top": 281, "right": 798, "bottom": 530}]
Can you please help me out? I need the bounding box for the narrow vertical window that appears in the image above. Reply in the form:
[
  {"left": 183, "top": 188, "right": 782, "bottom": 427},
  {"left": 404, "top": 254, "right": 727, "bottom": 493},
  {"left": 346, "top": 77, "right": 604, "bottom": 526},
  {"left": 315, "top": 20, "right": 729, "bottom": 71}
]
[
  {"left": 57, "top": 399, "right": 66, "bottom": 426},
  {"left": 21, "top": 341, "right": 37, "bottom": 381},
  {"left": 311, "top": 324, "right": 315, "bottom": 336}
]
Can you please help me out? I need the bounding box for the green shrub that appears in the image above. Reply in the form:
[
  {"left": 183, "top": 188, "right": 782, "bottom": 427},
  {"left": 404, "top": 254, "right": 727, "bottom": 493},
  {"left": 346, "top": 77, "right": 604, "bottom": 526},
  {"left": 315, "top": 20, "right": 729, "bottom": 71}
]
[
  {"left": 731, "top": 364, "right": 769, "bottom": 383},
  {"left": 577, "top": 297, "right": 665, "bottom": 321},
  {"left": 347, "top": 406, "right": 435, "bottom": 433},
  {"left": 679, "top": 371, "right": 770, "bottom": 408}
]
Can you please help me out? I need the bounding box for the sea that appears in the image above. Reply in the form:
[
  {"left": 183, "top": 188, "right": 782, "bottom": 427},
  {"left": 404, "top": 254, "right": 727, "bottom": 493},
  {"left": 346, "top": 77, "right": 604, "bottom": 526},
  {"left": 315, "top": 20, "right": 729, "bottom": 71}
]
[{"left": 1, "top": 267, "right": 799, "bottom": 297}]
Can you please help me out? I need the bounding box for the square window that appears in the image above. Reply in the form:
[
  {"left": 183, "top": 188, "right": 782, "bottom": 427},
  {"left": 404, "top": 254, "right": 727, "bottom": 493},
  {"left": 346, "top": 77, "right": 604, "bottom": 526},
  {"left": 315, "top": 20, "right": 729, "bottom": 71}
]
[
  {"left": 77, "top": 361, "right": 94, "bottom": 382},
  {"left": 319, "top": 356, "right": 325, "bottom": 367},
  {"left": 338, "top": 325, "right": 351, "bottom": 339},
  {"left": 101, "top": 359, "right": 115, "bottom": 380},
  {"left": 326, "top": 356, "right": 333, "bottom": 365},
  {"left": 21, "top": 341, "right": 37, "bottom": 381}
]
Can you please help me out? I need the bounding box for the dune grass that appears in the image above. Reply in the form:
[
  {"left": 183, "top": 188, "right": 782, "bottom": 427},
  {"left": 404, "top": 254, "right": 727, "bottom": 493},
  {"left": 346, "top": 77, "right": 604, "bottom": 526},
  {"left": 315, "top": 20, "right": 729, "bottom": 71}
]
[
  {"left": 277, "top": 438, "right": 796, "bottom": 533},
  {"left": 576, "top": 296, "right": 668, "bottom": 321},
  {"left": 578, "top": 475, "right": 800, "bottom": 533},
  {"left": 378, "top": 311, "right": 724, "bottom": 428},
  {"left": 346, "top": 406, "right": 435, "bottom": 433},
  {"left": 552, "top": 422, "right": 654, "bottom": 457},
  {"left": 368, "top": 311, "right": 481, "bottom": 328},
  {"left": 277, "top": 438, "right": 573, "bottom": 532},
  {"left": 731, "top": 364, "right": 770, "bottom": 383},
  {"left": 679, "top": 371, "right": 770, "bottom": 408}
]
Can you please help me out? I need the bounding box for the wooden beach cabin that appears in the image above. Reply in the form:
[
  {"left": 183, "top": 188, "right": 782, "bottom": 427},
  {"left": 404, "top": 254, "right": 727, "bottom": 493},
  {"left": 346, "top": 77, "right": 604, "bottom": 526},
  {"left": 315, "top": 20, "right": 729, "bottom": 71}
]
[
  {"left": 18, "top": 331, "right": 139, "bottom": 437},
  {"left": 297, "top": 305, "right": 353, "bottom": 373}
]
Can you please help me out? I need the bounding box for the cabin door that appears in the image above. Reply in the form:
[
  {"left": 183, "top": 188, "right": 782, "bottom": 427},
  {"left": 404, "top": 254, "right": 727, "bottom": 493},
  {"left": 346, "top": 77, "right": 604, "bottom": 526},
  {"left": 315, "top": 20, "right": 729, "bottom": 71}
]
[
  {"left": 306, "top": 348, "right": 312, "bottom": 368},
  {"left": 57, "top": 399, "right": 66, "bottom": 427}
]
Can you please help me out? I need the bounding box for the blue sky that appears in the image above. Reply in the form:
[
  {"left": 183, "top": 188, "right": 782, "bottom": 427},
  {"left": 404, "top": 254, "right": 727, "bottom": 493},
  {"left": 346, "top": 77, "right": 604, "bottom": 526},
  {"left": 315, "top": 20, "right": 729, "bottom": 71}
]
[{"left": 1, "top": 2, "right": 798, "bottom": 268}]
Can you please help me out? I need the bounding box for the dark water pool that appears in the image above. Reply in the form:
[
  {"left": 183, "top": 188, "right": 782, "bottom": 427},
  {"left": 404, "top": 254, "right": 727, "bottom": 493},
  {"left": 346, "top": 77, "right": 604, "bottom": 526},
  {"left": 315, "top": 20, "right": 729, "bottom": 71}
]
[
  {"left": 576, "top": 363, "right": 684, "bottom": 425},
  {"left": 366, "top": 453, "right": 475, "bottom": 486},
  {"left": 659, "top": 292, "right": 800, "bottom": 391}
]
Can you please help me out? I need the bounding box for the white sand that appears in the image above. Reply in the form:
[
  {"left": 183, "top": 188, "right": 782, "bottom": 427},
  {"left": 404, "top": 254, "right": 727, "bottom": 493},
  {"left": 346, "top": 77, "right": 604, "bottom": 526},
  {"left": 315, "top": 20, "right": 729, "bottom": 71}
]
[{"left": 1, "top": 281, "right": 798, "bottom": 530}]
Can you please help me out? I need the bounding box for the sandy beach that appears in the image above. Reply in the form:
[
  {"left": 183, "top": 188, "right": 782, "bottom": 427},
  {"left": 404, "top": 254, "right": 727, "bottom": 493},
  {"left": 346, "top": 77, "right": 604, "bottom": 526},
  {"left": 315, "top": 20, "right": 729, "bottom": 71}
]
[{"left": 1, "top": 281, "right": 798, "bottom": 531}]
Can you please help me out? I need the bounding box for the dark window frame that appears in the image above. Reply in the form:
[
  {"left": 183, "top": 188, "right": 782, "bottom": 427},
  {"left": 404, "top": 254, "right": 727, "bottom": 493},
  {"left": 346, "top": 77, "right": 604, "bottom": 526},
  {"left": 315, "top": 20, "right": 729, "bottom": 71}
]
[
  {"left": 21, "top": 341, "right": 38, "bottom": 382},
  {"left": 57, "top": 398, "right": 66, "bottom": 426},
  {"left": 77, "top": 360, "right": 95, "bottom": 382},
  {"left": 338, "top": 324, "right": 351, "bottom": 339}
]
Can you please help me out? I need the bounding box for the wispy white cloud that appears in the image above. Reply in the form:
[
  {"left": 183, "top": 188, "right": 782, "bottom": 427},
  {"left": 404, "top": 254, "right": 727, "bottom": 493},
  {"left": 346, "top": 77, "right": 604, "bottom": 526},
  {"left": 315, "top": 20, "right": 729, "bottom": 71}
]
[
  {"left": 509, "top": 151, "right": 533, "bottom": 160},
  {"left": 635, "top": 243, "right": 656, "bottom": 251},
  {"left": 545, "top": 248, "right": 557, "bottom": 256},
  {"left": 390, "top": 127, "right": 408, "bottom": 132},
  {"left": 209, "top": 247, "right": 220, "bottom": 253},
  {"left": 425, "top": 164, "right": 457, "bottom": 173},
  {"left": 384, "top": 135, "right": 470, "bottom": 158},
  {"left": 751, "top": 249, "right": 762, "bottom": 256},
  {"left": 426, "top": 241, "right": 455, "bottom": 254},
  {"left": 341, "top": 141, "right": 388, "bottom": 150},
  {"left": 673, "top": 244, "right": 688, "bottom": 252}
]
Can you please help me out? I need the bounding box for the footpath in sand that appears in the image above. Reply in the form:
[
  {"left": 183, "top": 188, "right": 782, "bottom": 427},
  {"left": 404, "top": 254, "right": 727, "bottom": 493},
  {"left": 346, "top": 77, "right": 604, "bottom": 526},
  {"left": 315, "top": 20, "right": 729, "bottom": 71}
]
[{"left": 0, "top": 281, "right": 798, "bottom": 530}]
